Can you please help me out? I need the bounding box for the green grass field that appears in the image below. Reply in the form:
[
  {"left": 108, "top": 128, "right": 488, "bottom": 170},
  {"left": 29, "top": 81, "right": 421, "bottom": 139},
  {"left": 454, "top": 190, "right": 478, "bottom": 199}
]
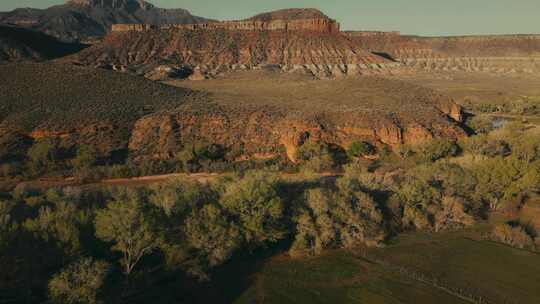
[
  {"left": 226, "top": 228, "right": 540, "bottom": 304},
  {"left": 371, "top": 232, "right": 540, "bottom": 304},
  {"left": 233, "top": 251, "right": 469, "bottom": 304}
]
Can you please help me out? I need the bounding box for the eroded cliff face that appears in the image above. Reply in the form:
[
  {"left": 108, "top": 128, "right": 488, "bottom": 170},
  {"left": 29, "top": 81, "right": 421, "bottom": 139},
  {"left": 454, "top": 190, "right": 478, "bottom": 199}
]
[
  {"left": 346, "top": 32, "right": 540, "bottom": 74},
  {"left": 126, "top": 99, "right": 466, "bottom": 162},
  {"left": 69, "top": 28, "right": 398, "bottom": 78}
]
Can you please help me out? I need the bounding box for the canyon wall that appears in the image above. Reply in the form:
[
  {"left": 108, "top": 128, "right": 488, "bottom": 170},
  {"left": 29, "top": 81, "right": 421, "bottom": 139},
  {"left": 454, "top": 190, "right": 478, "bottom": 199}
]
[{"left": 111, "top": 18, "right": 340, "bottom": 33}]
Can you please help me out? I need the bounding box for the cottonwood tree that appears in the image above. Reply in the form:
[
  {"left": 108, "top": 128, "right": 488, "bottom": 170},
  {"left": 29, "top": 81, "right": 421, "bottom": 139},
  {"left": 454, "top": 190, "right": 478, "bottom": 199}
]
[
  {"left": 95, "top": 194, "right": 157, "bottom": 275},
  {"left": 23, "top": 198, "right": 85, "bottom": 255},
  {"left": 220, "top": 171, "right": 285, "bottom": 246},
  {"left": 290, "top": 181, "right": 386, "bottom": 256},
  {"left": 184, "top": 204, "right": 242, "bottom": 267},
  {"left": 27, "top": 138, "right": 60, "bottom": 175},
  {"left": 48, "top": 258, "right": 110, "bottom": 304},
  {"left": 72, "top": 144, "right": 98, "bottom": 171},
  {"left": 148, "top": 177, "right": 213, "bottom": 217}
]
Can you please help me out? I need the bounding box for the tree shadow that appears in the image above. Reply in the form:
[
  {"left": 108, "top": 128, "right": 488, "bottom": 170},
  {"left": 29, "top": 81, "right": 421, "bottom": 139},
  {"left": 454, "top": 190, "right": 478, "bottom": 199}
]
[{"left": 0, "top": 25, "right": 88, "bottom": 60}]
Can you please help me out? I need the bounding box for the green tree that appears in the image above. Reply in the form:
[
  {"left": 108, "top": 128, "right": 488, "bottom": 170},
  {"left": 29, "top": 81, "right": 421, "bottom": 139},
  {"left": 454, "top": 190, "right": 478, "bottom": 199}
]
[
  {"left": 23, "top": 196, "right": 87, "bottom": 255},
  {"left": 290, "top": 182, "right": 386, "bottom": 256},
  {"left": 184, "top": 204, "right": 242, "bottom": 267},
  {"left": 27, "top": 138, "right": 60, "bottom": 175},
  {"left": 48, "top": 258, "right": 110, "bottom": 304},
  {"left": 220, "top": 171, "right": 285, "bottom": 246},
  {"left": 433, "top": 196, "right": 475, "bottom": 232},
  {"left": 148, "top": 177, "right": 213, "bottom": 217},
  {"left": 94, "top": 193, "right": 157, "bottom": 275},
  {"left": 72, "top": 145, "right": 98, "bottom": 171},
  {"left": 417, "top": 138, "right": 460, "bottom": 162}
]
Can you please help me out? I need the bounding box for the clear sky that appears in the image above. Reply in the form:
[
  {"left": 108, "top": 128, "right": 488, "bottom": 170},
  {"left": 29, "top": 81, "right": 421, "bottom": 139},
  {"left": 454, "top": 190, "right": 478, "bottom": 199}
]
[{"left": 1, "top": 0, "right": 539, "bottom": 36}]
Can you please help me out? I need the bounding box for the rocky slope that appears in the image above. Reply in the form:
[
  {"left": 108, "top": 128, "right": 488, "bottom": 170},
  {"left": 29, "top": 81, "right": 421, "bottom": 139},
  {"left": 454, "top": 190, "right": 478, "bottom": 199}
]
[
  {"left": 0, "top": 25, "right": 86, "bottom": 62},
  {"left": 0, "top": 0, "right": 212, "bottom": 43},
  {"left": 0, "top": 63, "right": 465, "bottom": 163},
  {"left": 346, "top": 32, "right": 540, "bottom": 73}
]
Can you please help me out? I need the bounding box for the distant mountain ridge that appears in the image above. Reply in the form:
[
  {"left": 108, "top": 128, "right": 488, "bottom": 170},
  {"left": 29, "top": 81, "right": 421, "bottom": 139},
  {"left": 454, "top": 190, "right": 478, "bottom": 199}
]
[
  {"left": 0, "top": 0, "right": 213, "bottom": 42},
  {"left": 0, "top": 25, "right": 86, "bottom": 62}
]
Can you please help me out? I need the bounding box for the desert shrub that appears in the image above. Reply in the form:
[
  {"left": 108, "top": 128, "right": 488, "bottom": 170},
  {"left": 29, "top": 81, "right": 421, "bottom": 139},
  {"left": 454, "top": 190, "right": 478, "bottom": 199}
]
[
  {"left": 508, "top": 134, "right": 540, "bottom": 163},
  {"left": 94, "top": 189, "right": 158, "bottom": 275},
  {"left": 396, "top": 144, "right": 415, "bottom": 159},
  {"left": 416, "top": 138, "right": 460, "bottom": 162},
  {"left": 48, "top": 258, "right": 110, "bottom": 304},
  {"left": 347, "top": 141, "right": 376, "bottom": 159},
  {"left": 97, "top": 164, "right": 138, "bottom": 179},
  {"left": 491, "top": 223, "right": 536, "bottom": 250},
  {"left": 466, "top": 115, "right": 497, "bottom": 134},
  {"left": 220, "top": 171, "right": 285, "bottom": 246},
  {"left": 460, "top": 135, "right": 510, "bottom": 157}
]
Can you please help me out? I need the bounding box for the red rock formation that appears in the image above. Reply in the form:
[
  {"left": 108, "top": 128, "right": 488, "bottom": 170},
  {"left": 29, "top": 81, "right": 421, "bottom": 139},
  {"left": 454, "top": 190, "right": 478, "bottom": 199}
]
[
  {"left": 70, "top": 27, "right": 396, "bottom": 78},
  {"left": 127, "top": 94, "right": 466, "bottom": 162}
]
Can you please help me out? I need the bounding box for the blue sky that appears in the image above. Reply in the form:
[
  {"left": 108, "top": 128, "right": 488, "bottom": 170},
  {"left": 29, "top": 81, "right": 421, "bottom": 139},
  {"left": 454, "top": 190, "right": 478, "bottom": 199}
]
[{"left": 1, "top": 0, "right": 539, "bottom": 36}]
